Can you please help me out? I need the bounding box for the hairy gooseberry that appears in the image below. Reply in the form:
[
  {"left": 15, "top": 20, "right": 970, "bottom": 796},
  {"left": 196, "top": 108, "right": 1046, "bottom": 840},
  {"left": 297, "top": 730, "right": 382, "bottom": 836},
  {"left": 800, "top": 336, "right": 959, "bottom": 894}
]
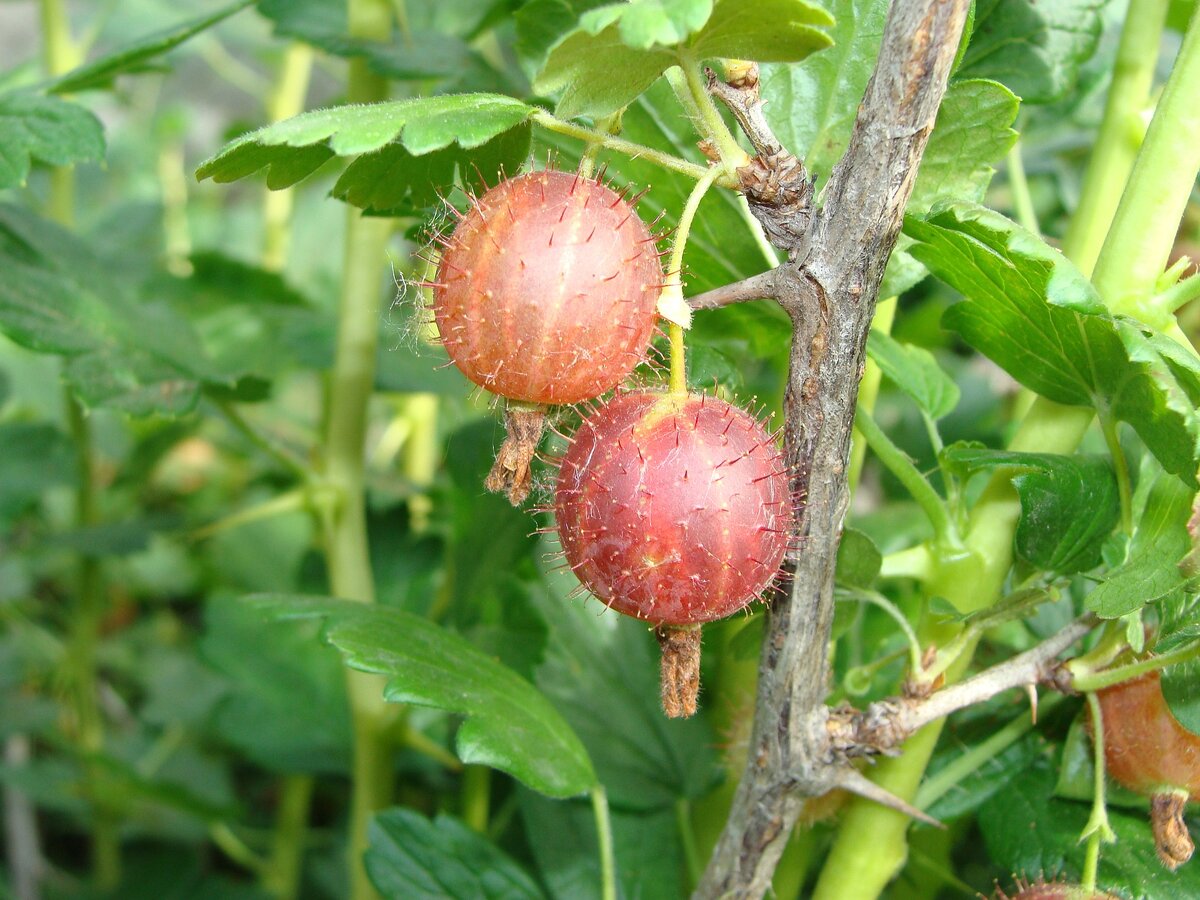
[
  {"left": 432, "top": 169, "right": 662, "bottom": 502},
  {"left": 996, "top": 879, "right": 1119, "bottom": 900},
  {"left": 1095, "top": 671, "right": 1199, "bottom": 869},
  {"left": 554, "top": 391, "right": 791, "bottom": 716}
]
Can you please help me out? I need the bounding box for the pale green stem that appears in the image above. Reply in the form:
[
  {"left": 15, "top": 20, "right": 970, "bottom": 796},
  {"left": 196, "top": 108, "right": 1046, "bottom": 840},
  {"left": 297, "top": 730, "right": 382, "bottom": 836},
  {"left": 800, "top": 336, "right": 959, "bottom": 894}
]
[
  {"left": 879, "top": 545, "right": 934, "bottom": 581},
  {"left": 1093, "top": 1, "right": 1200, "bottom": 328},
  {"left": 578, "top": 112, "right": 622, "bottom": 179},
  {"left": 211, "top": 822, "right": 271, "bottom": 875},
  {"left": 666, "top": 165, "right": 722, "bottom": 394},
  {"left": 262, "top": 42, "right": 316, "bottom": 273},
  {"left": 1061, "top": 0, "right": 1170, "bottom": 276},
  {"left": 843, "top": 590, "right": 923, "bottom": 675},
  {"left": 398, "top": 393, "right": 438, "bottom": 533},
  {"left": 262, "top": 775, "right": 315, "bottom": 900},
  {"left": 677, "top": 799, "right": 702, "bottom": 890},
  {"left": 1155, "top": 272, "right": 1200, "bottom": 315},
  {"left": 461, "top": 766, "right": 490, "bottom": 833},
  {"left": 591, "top": 786, "right": 617, "bottom": 900},
  {"left": 329, "top": 5, "right": 396, "bottom": 899},
  {"left": 531, "top": 112, "right": 721, "bottom": 184},
  {"left": 854, "top": 409, "right": 955, "bottom": 547},
  {"left": 1073, "top": 640, "right": 1200, "bottom": 692},
  {"left": 1080, "top": 693, "right": 1116, "bottom": 893},
  {"left": 213, "top": 398, "right": 310, "bottom": 479},
  {"left": 849, "top": 298, "right": 897, "bottom": 493},
  {"left": 158, "top": 141, "right": 193, "bottom": 276},
  {"left": 1006, "top": 141, "right": 1040, "bottom": 235},
  {"left": 676, "top": 51, "right": 750, "bottom": 172}
]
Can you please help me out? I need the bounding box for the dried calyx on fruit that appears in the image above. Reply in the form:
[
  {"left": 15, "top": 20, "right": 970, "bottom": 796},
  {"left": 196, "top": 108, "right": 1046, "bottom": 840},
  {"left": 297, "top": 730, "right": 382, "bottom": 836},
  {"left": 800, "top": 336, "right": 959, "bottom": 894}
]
[
  {"left": 431, "top": 169, "right": 663, "bottom": 504},
  {"left": 554, "top": 391, "right": 792, "bottom": 717},
  {"left": 1092, "top": 670, "right": 1199, "bottom": 870},
  {"left": 994, "top": 878, "right": 1120, "bottom": 899}
]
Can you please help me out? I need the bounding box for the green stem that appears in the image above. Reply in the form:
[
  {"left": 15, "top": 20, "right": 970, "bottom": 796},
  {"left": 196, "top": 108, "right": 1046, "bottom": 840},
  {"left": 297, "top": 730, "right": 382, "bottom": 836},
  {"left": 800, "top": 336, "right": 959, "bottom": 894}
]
[
  {"left": 854, "top": 409, "right": 956, "bottom": 546},
  {"left": 461, "top": 766, "right": 490, "bottom": 833},
  {"left": 42, "top": 0, "right": 120, "bottom": 888},
  {"left": 578, "top": 112, "right": 622, "bottom": 179},
  {"left": 664, "top": 165, "right": 722, "bottom": 393},
  {"left": 914, "top": 695, "right": 1062, "bottom": 810},
  {"left": 1072, "top": 640, "right": 1200, "bottom": 692},
  {"left": 844, "top": 590, "right": 923, "bottom": 675},
  {"left": 1093, "top": 1, "right": 1200, "bottom": 327},
  {"left": 1061, "top": 0, "right": 1170, "bottom": 277},
  {"left": 1006, "top": 141, "right": 1040, "bottom": 235},
  {"left": 398, "top": 393, "right": 439, "bottom": 533},
  {"left": 261, "top": 775, "right": 314, "bottom": 900},
  {"left": 676, "top": 799, "right": 702, "bottom": 890},
  {"left": 676, "top": 51, "right": 750, "bottom": 172},
  {"left": 849, "top": 298, "right": 898, "bottom": 494},
  {"left": 879, "top": 545, "right": 933, "bottom": 581},
  {"left": 1099, "top": 413, "right": 1133, "bottom": 533},
  {"left": 591, "top": 786, "right": 617, "bottom": 900},
  {"left": 1080, "top": 693, "right": 1116, "bottom": 893},
  {"left": 262, "top": 42, "right": 315, "bottom": 273},
  {"left": 211, "top": 822, "right": 271, "bottom": 875},
  {"left": 1155, "top": 272, "right": 1200, "bottom": 315},
  {"left": 531, "top": 111, "right": 727, "bottom": 186},
  {"left": 213, "top": 398, "right": 310, "bottom": 479},
  {"left": 328, "top": 5, "right": 395, "bottom": 898}
]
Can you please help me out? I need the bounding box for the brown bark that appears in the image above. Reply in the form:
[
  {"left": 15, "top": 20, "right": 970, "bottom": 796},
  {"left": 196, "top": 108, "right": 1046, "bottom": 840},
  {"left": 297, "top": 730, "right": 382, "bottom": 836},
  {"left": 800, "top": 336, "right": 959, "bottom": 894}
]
[{"left": 695, "top": 1, "right": 973, "bottom": 895}]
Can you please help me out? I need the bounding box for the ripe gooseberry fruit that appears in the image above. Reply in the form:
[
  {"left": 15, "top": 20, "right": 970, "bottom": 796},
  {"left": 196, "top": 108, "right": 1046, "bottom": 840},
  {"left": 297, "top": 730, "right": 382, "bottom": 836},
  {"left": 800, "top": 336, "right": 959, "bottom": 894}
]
[
  {"left": 554, "top": 391, "right": 792, "bottom": 717},
  {"left": 1094, "top": 670, "right": 1199, "bottom": 869},
  {"left": 995, "top": 879, "right": 1120, "bottom": 900},
  {"left": 432, "top": 169, "right": 663, "bottom": 504}
]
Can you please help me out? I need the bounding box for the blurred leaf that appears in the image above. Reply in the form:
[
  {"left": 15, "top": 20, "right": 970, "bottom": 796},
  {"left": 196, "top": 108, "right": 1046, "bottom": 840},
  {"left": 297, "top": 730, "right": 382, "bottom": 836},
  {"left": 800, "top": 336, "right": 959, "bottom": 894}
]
[
  {"left": 836, "top": 527, "right": 882, "bottom": 589},
  {"left": 941, "top": 447, "right": 1119, "bottom": 575},
  {"left": 0, "top": 421, "right": 73, "bottom": 526},
  {"left": 516, "top": 0, "right": 613, "bottom": 71},
  {"left": 365, "top": 809, "right": 545, "bottom": 899},
  {"left": 524, "top": 547, "right": 721, "bottom": 810},
  {"left": 1085, "top": 462, "right": 1193, "bottom": 617},
  {"left": 958, "top": 0, "right": 1107, "bottom": 104},
  {"left": 202, "top": 595, "right": 352, "bottom": 774},
  {"left": 250, "top": 595, "right": 597, "bottom": 798},
  {"left": 0, "top": 93, "right": 105, "bottom": 189},
  {"left": 912, "top": 202, "right": 1200, "bottom": 485},
  {"left": 867, "top": 331, "right": 959, "bottom": 420},
  {"left": 536, "top": 0, "right": 832, "bottom": 117},
  {"left": 48, "top": 0, "right": 255, "bottom": 94},
  {"left": 519, "top": 791, "right": 686, "bottom": 900},
  {"left": 0, "top": 205, "right": 222, "bottom": 416},
  {"left": 981, "top": 759, "right": 1200, "bottom": 898},
  {"left": 196, "top": 94, "right": 538, "bottom": 211}
]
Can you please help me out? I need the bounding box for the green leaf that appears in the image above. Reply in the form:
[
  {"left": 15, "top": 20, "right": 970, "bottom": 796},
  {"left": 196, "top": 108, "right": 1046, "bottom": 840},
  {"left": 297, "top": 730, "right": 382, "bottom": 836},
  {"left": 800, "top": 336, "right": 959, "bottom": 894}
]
[
  {"left": 524, "top": 547, "right": 720, "bottom": 810},
  {"left": 835, "top": 527, "right": 882, "bottom": 589},
  {"left": 1085, "top": 462, "right": 1194, "bottom": 618},
  {"left": 366, "top": 809, "right": 545, "bottom": 900},
  {"left": 958, "top": 0, "right": 1108, "bottom": 105},
  {"left": 197, "top": 94, "right": 537, "bottom": 210},
  {"left": 940, "top": 446, "right": 1119, "bottom": 575},
  {"left": 519, "top": 790, "right": 686, "bottom": 900},
  {"left": 201, "top": 595, "right": 351, "bottom": 774},
  {"left": 0, "top": 422, "right": 73, "bottom": 526},
  {"left": 0, "top": 205, "right": 217, "bottom": 416},
  {"left": 249, "top": 594, "right": 597, "bottom": 798},
  {"left": 910, "top": 202, "right": 1200, "bottom": 485},
  {"left": 981, "top": 759, "right": 1200, "bottom": 899},
  {"left": 0, "top": 93, "right": 105, "bottom": 189},
  {"left": 48, "top": 0, "right": 254, "bottom": 94},
  {"left": 866, "top": 331, "right": 959, "bottom": 420},
  {"left": 535, "top": 0, "right": 832, "bottom": 118},
  {"left": 1160, "top": 626, "right": 1200, "bottom": 735},
  {"left": 908, "top": 79, "right": 1020, "bottom": 215}
]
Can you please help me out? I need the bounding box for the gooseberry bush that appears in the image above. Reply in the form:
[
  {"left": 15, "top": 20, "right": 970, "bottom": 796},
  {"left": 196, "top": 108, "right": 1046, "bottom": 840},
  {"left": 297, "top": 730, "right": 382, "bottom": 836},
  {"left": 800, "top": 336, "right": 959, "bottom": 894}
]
[{"left": 2, "top": 1, "right": 1200, "bottom": 899}]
